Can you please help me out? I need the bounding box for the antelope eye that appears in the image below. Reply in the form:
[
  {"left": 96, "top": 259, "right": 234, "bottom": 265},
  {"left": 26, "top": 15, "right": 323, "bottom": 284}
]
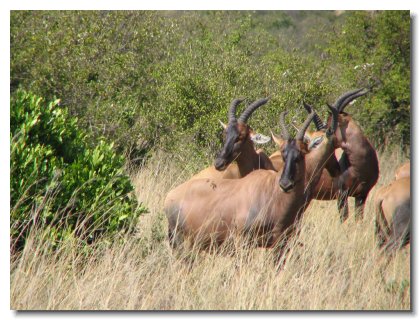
[{"left": 309, "top": 136, "right": 324, "bottom": 150}]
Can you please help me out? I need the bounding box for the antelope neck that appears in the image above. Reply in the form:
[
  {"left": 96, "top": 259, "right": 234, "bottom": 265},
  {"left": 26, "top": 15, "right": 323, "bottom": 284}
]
[
  {"left": 236, "top": 142, "right": 261, "bottom": 176},
  {"left": 304, "top": 137, "right": 334, "bottom": 192}
]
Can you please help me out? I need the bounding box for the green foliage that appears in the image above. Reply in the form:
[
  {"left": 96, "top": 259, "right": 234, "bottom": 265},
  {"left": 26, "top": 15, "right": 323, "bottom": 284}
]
[
  {"left": 326, "top": 11, "right": 410, "bottom": 148},
  {"left": 136, "top": 12, "right": 337, "bottom": 160},
  {"left": 11, "top": 11, "right": 169, "bottom": 160},
  {"left": 10, "top": 10, "right": 410, "bottom": 169},
  {"left": 11, "top": 90, "right": 147, "bottom": 251}
]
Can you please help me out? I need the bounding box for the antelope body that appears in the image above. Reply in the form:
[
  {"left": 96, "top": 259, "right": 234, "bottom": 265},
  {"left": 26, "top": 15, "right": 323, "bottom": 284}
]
[
  {"left": 395, "top": 161, "right": 410, "bottom": 180},
  {"left": 302, "top": 89, "right": 379, "bottom": 222},
  {"left": 164, "top": 106, "right": 338, "bottom": 251},
  {"left": 374, "top": 177, "right": 410, "bottom": 252}
]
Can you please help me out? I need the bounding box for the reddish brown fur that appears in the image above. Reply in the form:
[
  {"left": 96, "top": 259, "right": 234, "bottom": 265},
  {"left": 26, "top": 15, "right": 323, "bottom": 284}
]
[{"left": 305, "top": 112, "right": 379, "bottom": 221}]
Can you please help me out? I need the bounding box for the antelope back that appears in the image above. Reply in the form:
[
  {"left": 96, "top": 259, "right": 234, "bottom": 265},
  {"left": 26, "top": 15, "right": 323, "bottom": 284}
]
[{"left": 395, "top": 162, "right": 410, "bottom": 180}]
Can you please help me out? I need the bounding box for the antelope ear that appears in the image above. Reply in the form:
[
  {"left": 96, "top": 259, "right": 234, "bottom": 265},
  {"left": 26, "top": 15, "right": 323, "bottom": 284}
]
[
  {"left": 218, "top": 119, "right": 227, "bottom": 129},
  {"left": 250, "top": 132, "right": 271, "bottom": 144},
  {"left": 271, "top": 131, "right": 285, "bottom": 146}
]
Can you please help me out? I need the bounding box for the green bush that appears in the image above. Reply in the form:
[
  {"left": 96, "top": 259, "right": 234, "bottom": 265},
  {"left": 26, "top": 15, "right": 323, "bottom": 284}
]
[
  {"left": 10, "top": 90, "right": 147, "bottom": 251},
  {"left": 10, "top": 11, "right": 410, "bottom": 165},
  {"left": 325, "top": 11, "right": 410, "bottom": 148}
]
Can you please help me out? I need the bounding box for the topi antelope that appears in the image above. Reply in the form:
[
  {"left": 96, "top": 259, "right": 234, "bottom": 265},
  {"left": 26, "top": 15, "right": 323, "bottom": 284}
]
[
  {"left": 191, "top": 98, "right": 275, "bottom": 180},
  {"left": 302, "top": 88, "right": 379, "bottom": 222},
  {"left": 374, "top": 176, "right": 410, "bottom": 252},
  {"left": 164, "top": 104, "right": 339, "bottom": 254},
  {"left": 395, "top": 161, "right": 410, "bottom": 180}
]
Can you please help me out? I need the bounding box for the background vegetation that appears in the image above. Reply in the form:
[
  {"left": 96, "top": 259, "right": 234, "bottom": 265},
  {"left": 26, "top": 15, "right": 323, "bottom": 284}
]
[
  {"left": 11, "top": 11, "right": 410, "bottom": 164},
  {"left": 10, "top": 10, "right": 410, "bottom": 310}
]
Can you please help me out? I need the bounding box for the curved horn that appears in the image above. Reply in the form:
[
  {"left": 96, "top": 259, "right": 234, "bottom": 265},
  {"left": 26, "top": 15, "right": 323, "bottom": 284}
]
[
  {"left": 338, "top": 88, "right": 369, "bottom": 113},
  {"left": 296, "top": 109, "right": 316, "bottom": 141},
  {"left": 279, "top": 111, "right": 291, "bottom": 141},
  {"left": 228, "top": 98, "right": 244, "bottom": 123},
  {"left": 237, "top": 97, "right": 270, "bottom": 123},
  {"left": 303, "top": 102, "right": 326, "bottom": 130},
  {"left": 326, "top": 103, "right": 339, "bottom": 136},
  {"left": 332, "top": 88, "right": 365, "bottom": 109}
]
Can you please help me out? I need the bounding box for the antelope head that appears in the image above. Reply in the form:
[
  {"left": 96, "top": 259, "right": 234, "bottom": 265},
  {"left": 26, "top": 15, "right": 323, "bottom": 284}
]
[
  {"left": 273, "top": 104, "right": 338, "bottom": 193},
  {"left": 303, "top": 102, "right": 341, "bottom": 178},
  {"left": 326, "top": 88, "right": 370, "bottom": 146},
  {"left": 272, "top": 110, "right": 313, "bottom": 193},
  {"left": 214, "top": 97, "right": 271, "bottom": 171}
]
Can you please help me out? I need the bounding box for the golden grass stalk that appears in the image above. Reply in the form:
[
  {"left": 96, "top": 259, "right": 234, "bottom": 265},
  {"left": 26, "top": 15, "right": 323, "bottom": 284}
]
[{"left": 10, "top": 148, "right": 410, "bottom": 310}]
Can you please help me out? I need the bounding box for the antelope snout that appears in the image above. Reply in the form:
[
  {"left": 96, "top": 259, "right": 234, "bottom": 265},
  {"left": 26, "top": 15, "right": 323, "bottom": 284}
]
[
  {"left": 279, "top": 178, "right": 294, "bottom": 193},
  {"left": 214, "top": 157, "right": 228, "bottom": 171}
]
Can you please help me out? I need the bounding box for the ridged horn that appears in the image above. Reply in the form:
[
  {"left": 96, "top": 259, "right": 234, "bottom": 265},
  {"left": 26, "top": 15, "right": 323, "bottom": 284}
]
[
  {"left": 333, "top": 88, "right": 365, "bottom": 110},
  {"left": 279, "top": 111, "right": 291, "bottom": 141},
  {"left": 338, "top": 88, "right": 369, "bottom": 113},
  {"left": 303, "top": 102, "right": 326, "bottom": 130},
  {"left": 237, "top": 97, "right": 270, "bottom": 124},
  {"left": 228, "top": 98, "right": 244, "bottom": 123},
  {"left": 296, "top": 109, "right": 316, "bottom": 141},
  {"left": 326, "top": 103, "right": 339, "bottom": 136}
]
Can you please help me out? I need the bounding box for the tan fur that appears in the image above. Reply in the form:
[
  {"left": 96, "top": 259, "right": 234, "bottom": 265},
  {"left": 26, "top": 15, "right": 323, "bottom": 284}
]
[
  {"left": 374, "top": 177, "right": 410, "bottom": 249},
  {"left": 270, "top": 132, "right": 342, "bottom": 186},
  {"left": 164, "top": 129, "right": 335, "bottom": 250},
  {"left": 395, "top": 162, "right": 410, "bottom": 180},
  {"left": 269, "top": 150, "right": 283, "bottom": 171},
  {"left": 190, "top": 164, "right": 241, "bottom": 180},
  {"left": 191, "top": 124, "right": 275, "bottom": 180},
  {"left": 268, "top": 134, "right": 287, "bottom": 171}
]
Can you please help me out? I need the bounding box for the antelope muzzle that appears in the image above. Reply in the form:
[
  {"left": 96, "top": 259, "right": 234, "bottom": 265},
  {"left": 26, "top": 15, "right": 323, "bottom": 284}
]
[
  {"left": 214, "top": 156, "right": 229, "bottom": 171},
  {"left": 279, "top": 176, "right": 294, "bottom": 193}
]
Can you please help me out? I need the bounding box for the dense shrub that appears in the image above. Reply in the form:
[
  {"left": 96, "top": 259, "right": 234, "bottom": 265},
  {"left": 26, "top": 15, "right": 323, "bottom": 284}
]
[
  {"left": 10, "top": 90, "right": 147, "bottom": 251},
  {"left": 10, "top": 10, "right": 410, "bottom": 166},
  {"left": 325, "top": 11, "right": 410, "bottom": 148}
]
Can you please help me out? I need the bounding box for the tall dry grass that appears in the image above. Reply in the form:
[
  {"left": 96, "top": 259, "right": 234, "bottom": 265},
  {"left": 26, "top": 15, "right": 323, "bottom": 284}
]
[{"left": 10, "top": 149, "right": 410, "bottom": 310}]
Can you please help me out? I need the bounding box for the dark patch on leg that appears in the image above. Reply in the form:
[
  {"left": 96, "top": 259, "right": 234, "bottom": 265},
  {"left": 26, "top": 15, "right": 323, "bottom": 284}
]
[
  {"left": 338, "top": 190, "right": 349, "bottom": 223},
  {"left": 165, "top": 204, "right": 186, "bottom": 249},
  {"left": 243, "top": 206, "right": 274, "bottom": 247},
  {"left": 354, "top": 195, "right": 367, "bottom": 221},
  {"left": 338, "top": 152, "right": 350, "bottom": 172},
  {"left": 385, "top": 201, "right": 410, "bottom": 252},
  {"left": 374, "top": 218, "right": 387, "bottom": 248},
  {"left": 244, "top": 206, "right": 260, "bottom": 233},
  {"left": 337, "top": 172, "right": 351, "bottom": 223}
]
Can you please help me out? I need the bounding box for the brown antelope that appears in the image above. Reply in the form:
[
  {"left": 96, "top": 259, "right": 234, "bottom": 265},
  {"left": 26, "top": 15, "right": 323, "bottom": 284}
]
[
  {"left": 395, "top": 161, "right": 410, "bottom": 180},
  {"left": 374, "top": 177, "right": 410, "bottom": 252},
  {"left": 268, "top": 111, "right": 341, "bottom": 174},
  {"left": 191, "top": 98, "right": 275, "bottom": 180},
  {"left": 164, "top": 105, "right": 339, "bottom": 253},
  {"left": 302, "top": 88, "right": 379, "bottom": 222}
]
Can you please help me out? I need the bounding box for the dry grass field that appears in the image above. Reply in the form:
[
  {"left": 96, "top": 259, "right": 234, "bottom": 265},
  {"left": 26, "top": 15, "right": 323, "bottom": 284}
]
[{"left": 10, "top": 149, "right": 410, "bottom": 310}]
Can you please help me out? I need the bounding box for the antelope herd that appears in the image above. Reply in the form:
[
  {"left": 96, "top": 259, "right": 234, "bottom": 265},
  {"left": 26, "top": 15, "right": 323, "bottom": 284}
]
[{"left": 164, "top": 88, "right": 411, "bottom": 261}]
